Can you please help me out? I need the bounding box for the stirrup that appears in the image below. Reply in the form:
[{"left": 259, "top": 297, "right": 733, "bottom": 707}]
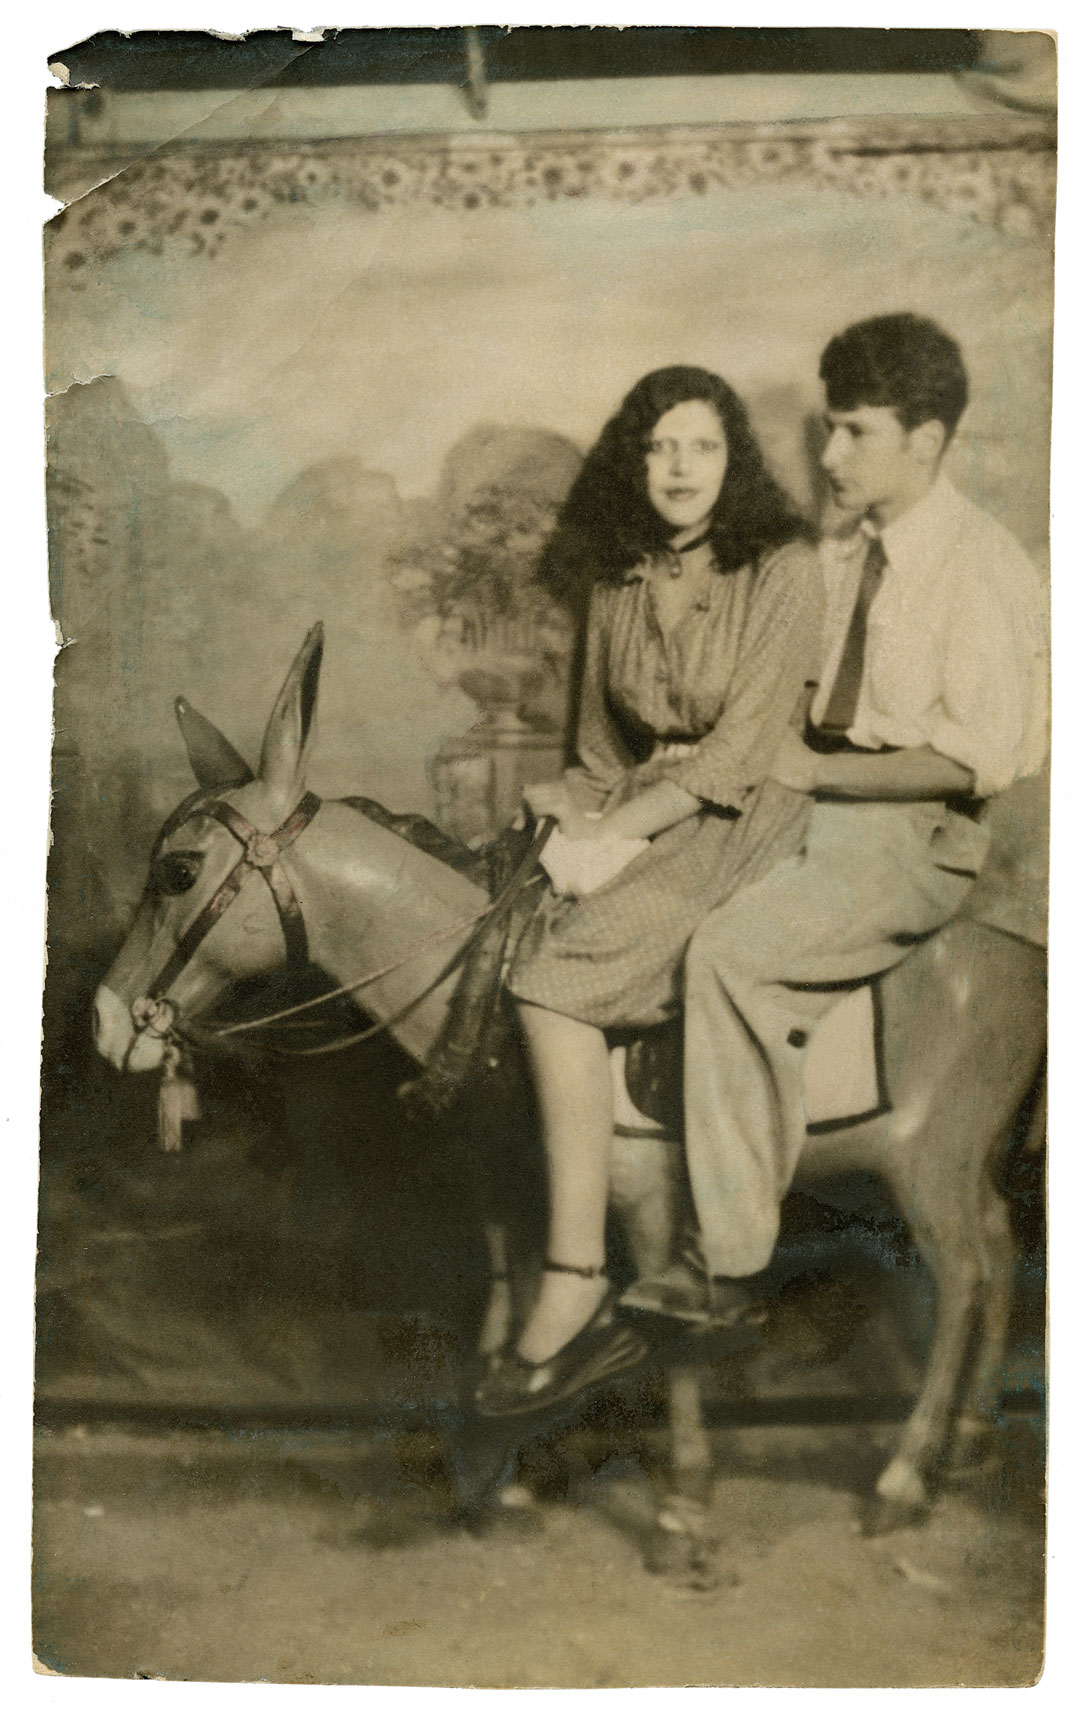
[{"left": 619, "top": 1246, "right": 769, "bottom": 1331}]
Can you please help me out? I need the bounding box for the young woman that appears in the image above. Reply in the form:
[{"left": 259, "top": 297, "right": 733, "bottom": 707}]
[{"left": 475, "top": 366, "right": 823, "bottom": 1417}]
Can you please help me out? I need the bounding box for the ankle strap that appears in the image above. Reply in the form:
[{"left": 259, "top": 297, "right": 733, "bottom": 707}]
[{"left": 544, "top": 1259, "right": 606, "bottom": 1279}]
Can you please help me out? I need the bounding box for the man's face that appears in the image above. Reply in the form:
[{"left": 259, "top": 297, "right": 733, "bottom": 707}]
[{"left": 820, "top": 403, "right": 926, "bottom": 522}]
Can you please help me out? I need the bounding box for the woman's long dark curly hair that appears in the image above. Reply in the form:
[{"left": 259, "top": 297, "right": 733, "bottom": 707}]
[{"left": 538, "top": 366, "right": 811, "bottom": 613}]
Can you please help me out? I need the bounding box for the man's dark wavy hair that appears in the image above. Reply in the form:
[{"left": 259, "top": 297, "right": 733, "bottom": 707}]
[
  {"left": 819, "top": 313, "right": 969, "bottom": 440},
  {"left": 538, "top": 366, "right": 811, "bottom": 610}
]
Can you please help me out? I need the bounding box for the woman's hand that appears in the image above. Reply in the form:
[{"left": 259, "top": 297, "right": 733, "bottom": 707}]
[
  {"left": 768, "top": 731, "right": 821, "bottom": 795},
  {"left": 522, "top": 781, "right": 574, "bottom": 823},
  {"left": 523, "top": 782, "right": 602, "bottom": 842},
  {"left": 539, "top": 826, "right": 650, "bottom": 897},
  {"left": 554, "top": 807, "right": 603, "bottom": 842}
]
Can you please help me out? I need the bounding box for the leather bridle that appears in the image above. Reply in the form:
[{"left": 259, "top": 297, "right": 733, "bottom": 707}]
[
  {"left": 129, "top": 794, "right": 552, "bottom": 1067},
  {"left": 131, "top": 786, "right": 322, "bottom": 1039}
]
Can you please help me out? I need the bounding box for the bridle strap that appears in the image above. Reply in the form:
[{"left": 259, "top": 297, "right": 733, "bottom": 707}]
[
  {"left": 200, "top": 794, "right": 320, "bottom": 971},
  {"left": 177, "top": 812, "right": 555, "bottom": 1060},
  {"left": 146, "top": 790, "right": 322, "bottom": 1004}
]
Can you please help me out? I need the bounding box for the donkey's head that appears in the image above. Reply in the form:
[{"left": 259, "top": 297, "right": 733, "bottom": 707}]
[{"left": 93, "top": 625, "right": 324, "bottom": 1072}]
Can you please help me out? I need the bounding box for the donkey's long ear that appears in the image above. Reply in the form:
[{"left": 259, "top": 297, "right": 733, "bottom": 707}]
[
  {"left": 258, "top": 623, "right": 324, "bottom": 805},
  {"left": 175, "top": 697, "right": 255, "bottom": 790}
]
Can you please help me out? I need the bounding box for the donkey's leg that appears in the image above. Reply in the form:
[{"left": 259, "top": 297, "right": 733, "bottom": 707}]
[
  {"left": 449, "top": 1131, "right": 537, "bottom": 1521},
  {"left": 865, "top": 928, "right": 1047, "bottom": 1531},
  {"left": 642, "top": 1365, "right": 732, "bottom": 1586},
  {"left": 950, "top": 1065, "right": 1046, "bottom": 1474},
  {"left": 949, "top": 1169, "right": 1016, "bottom": 1473},
  {"left": 476, "top": 1220, "right": 518, "bottom": 1360},
  {"left": 610, "top": 1124, "right": 720, "bottom": 1582},
  {"left": 451, "top": 1217, "right": 525, "bottom": 1521},
  {"left": 473, "top": 1222, "right": 546, "bottom": 1514},
  {"left": 609, "top": 1130, "right": 684, "bottom": 1276},
  {"left": 867, "top": 1162, "right": 983, "bottom": 1533}
]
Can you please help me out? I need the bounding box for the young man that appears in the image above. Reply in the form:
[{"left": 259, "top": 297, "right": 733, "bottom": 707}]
[{"left": 622, "top": 312, "right": 1048, "bottom": 1326}]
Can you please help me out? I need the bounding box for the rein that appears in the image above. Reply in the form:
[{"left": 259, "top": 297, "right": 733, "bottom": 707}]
[
  {"left": 183, "top": 903, "right": 493, "bottom": 1057},
  {"left": 135, "top": 791, "right": 552, "bottom": 1070},
  {"left": 187, "top": 814, "right": 553, "bottom": 1058}
]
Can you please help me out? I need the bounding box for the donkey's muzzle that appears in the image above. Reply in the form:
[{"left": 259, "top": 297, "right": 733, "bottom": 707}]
[{"left": 92, "top": 983, "right": 145, "bottom": 1070}]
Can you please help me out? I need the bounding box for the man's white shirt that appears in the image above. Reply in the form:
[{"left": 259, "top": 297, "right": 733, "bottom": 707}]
[{"left": 810, "top": 474, "right": 1048, "bottom": 796}]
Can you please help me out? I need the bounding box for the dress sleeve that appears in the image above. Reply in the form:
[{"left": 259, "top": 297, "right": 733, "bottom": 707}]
[
  {"left": 661, "top": 538, "right": 825, "bottom": 810},
  {"left": 564, "top": 583, "right": 639, "bottom": 811}
]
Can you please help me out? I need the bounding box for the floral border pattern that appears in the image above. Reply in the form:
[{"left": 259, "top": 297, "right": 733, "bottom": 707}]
[{"left": 50, "top": 113, "right": 1055, "bottom": 274}]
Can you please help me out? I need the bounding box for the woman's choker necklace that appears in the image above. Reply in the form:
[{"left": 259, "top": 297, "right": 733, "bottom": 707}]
[{"left": 663, "top": 529, "right": 711, "bottom": 578}]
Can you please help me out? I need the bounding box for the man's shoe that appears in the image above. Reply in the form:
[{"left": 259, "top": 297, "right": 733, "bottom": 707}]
[
  {"left": 619, "top": 1248, "right": 768, "bottom": 1330},
  {"left": 473, "top": 1288, "right": 652, "bottom": 1420}
]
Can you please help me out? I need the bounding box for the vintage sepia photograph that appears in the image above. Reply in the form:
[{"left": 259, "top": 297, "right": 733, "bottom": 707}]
[{"left": 32, "top": 20, "right": 1052, "bottom": 1687}]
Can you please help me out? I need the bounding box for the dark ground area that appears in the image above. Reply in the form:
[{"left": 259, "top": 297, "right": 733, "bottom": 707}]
[{"left": 34, "top": 1410, "right": 1043, "bottom": 1687}]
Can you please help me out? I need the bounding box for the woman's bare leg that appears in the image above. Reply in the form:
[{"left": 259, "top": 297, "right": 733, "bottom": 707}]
[{"left": 515, "top": 1001, "right": 614, "bottom": 1363}]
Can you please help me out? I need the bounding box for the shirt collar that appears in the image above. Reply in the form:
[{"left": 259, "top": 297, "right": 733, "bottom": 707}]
[{"left": 875, "top": 473, "right": 958, "bottom": 575}]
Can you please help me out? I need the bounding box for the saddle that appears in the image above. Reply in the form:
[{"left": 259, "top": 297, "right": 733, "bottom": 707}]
[
  {"left": 354, "top": 769, "right": 1049, "bottom": 1139},
  {"left": 346, "top": 802, "right": 877, "bottom": 1136}
]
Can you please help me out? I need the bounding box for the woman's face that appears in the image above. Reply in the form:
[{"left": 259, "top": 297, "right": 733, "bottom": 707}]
[{"left": 644, "top": 399, "right": 729, "bottom": 537}]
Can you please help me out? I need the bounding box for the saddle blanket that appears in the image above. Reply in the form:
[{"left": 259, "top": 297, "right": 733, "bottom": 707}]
[
  {"left": 801, "top": 983, "right": 887, "bottom": 1132},
  {"left": 614, "top": 982, "right": 887, "bottom": 1137}
]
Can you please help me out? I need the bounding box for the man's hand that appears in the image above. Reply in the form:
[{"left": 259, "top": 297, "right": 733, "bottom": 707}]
[
  {"left": 769, "top": 736, "right": 977, "bottom": 801},
  {"left": 768, "top": 732, "right": 821, "bottom": 795}
]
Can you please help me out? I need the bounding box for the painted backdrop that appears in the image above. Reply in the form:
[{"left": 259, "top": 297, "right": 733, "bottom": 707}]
[{"left": 40, "top": 105, "right": 1052, "bottom": 1414}]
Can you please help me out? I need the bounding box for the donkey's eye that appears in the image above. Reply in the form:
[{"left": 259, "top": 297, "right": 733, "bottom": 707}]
[{"left": 155, "top": 851, "right": 204, "bottom": 896}]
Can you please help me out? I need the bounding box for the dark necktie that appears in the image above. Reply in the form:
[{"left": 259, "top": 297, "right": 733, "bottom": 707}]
[{"left": 817, "top": 533, "right": 887, "bottom": 738}]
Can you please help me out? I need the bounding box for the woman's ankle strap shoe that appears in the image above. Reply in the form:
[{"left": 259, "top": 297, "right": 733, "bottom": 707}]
[{"left": 473, "top": 1289, "right": 651, "bottom": 1419}]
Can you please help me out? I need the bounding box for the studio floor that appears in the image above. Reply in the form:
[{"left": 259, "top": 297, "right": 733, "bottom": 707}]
[{"left": 33, "top": 1411, "right": 1043, "bottom": 1688}]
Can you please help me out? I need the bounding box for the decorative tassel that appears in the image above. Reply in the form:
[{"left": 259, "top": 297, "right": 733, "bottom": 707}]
[{"left": 157, "top": 1042, "right": 201, "bottom": 1153}]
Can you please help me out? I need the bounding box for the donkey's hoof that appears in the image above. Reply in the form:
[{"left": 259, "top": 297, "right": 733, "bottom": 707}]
[
  {"left": 456, "top": 1498, "right": 544, "bottom": 1542},
  {"left": 496, "top": 1481, "right": 538, "bottom": 1510},
  {"left": 860, "top": 1494, "right": 931, "bottom": 1538},
  {"left": 446, "top": 1417, "right": 516, "bottom": 1519},
  {"left": 644, "top": 1526, "right": 735, "bottom": 1590}
]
